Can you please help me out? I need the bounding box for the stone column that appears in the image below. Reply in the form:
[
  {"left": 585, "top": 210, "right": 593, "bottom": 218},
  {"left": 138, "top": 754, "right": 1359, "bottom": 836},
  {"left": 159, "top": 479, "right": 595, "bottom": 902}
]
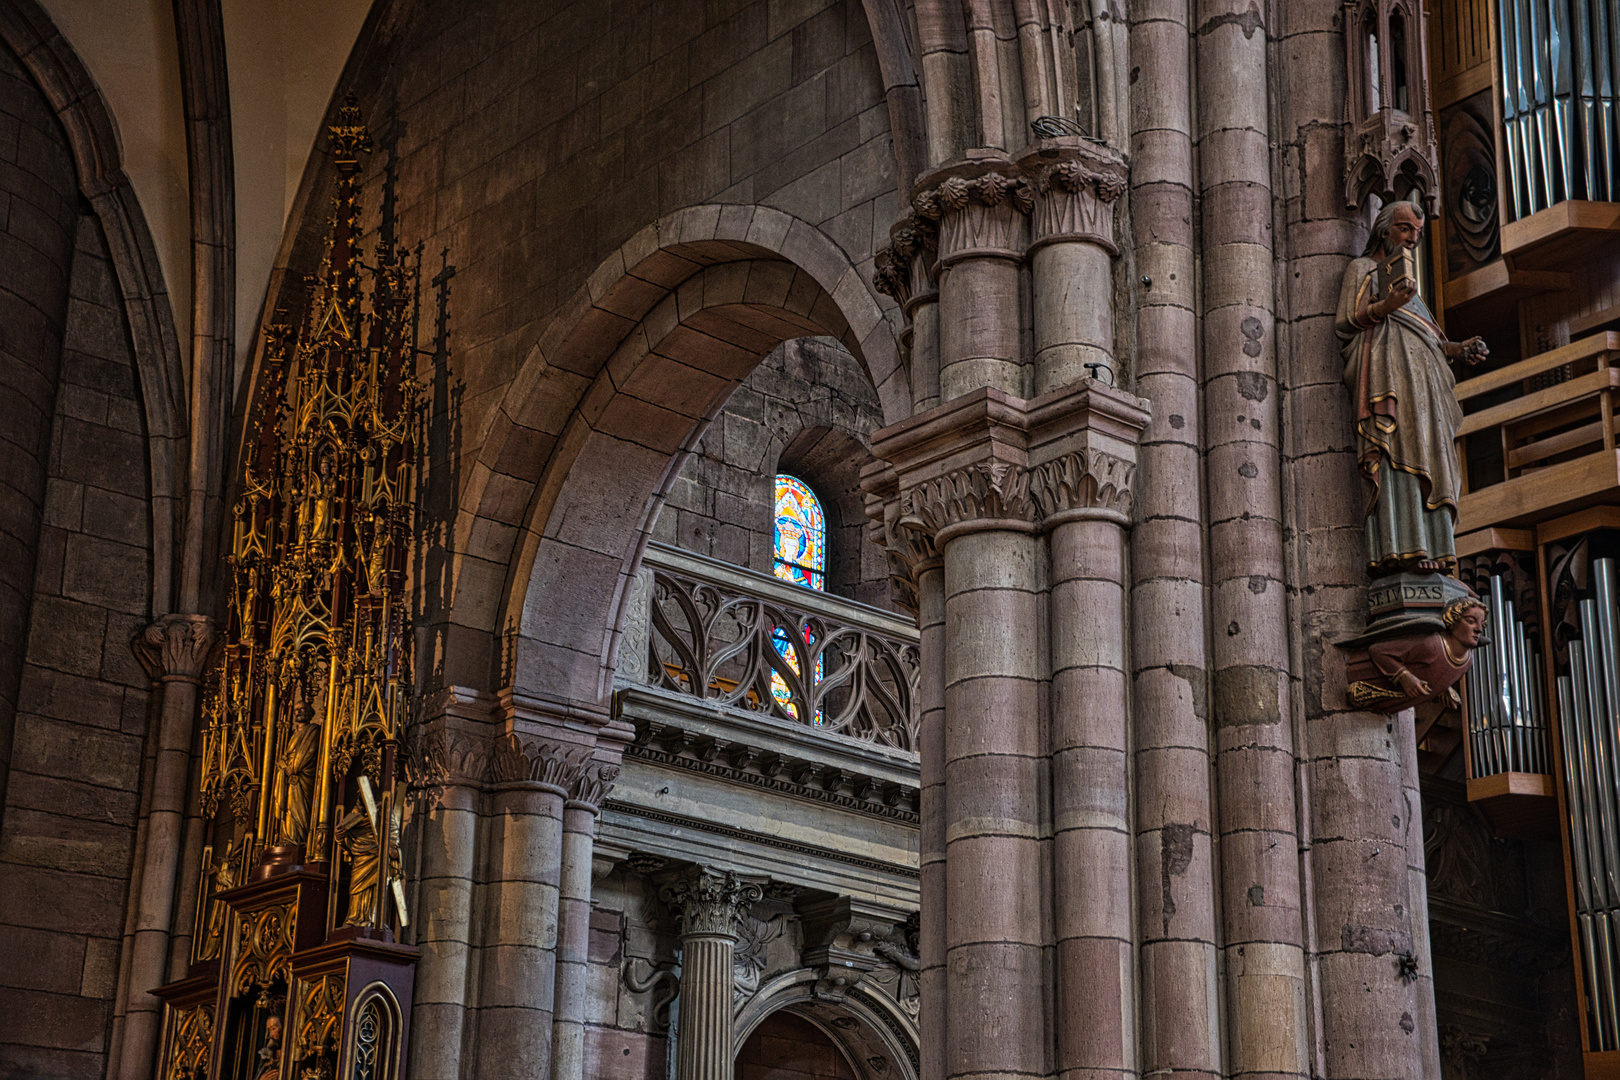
[
  {"left": 924, "top": 167, "right": 1029, "bottom": 399},
  {"left": 1023, "top": 147, "right": 1128, "bottom": 394},
  {"left": 408, "top": 691, "right": 494, "bottom": 1080},
  {"left": 551, "top": 740, "right": 628, "bottom": 1080},
  {"left": 1036, "top": 460, "right": 1138, "bottom": 1080},
  {"left": 1125, "top": 1, "right": 1223, "bottom": 1075},
  {"left": 1195, "top": 4, "right": 1311, "bottom": 1077},
  {"left": 914, "top": 562, "right": 947, "bottom": 1080},
  {"left": 119, "top": 614, "right": 215, "bottom": 1080},
  {"left": 661, "top": 866, "right": 764, "bottom": 1080},
  {"left": 864, "top": 467, "right": 945, "bottom": 1080},
  {"left": 1270, "top": 1, "right": 1441, "bottom": 1074},
  {"left": 476, "top": 734, "right": 572, "bottom": 1080},
  {"left": 875, "top": 381, "right": 1147, "bottom": 1080}
]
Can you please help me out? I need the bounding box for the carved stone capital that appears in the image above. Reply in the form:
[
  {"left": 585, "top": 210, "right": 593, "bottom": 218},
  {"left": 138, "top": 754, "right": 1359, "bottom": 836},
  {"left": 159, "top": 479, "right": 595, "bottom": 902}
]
[
  {"left": 873, "top": 215, "right": 940, "bottom": 319},
  {"left": 928, "top": 170, "right": 1031, "bottom": 264},
  {"left": 870, "top": 380, "right": 1149, "bottom": 543},
  {"left": 861, "top": 465, "right": 940, "bottom": 615},
  {"left": 487, "top": 734, "right": 591, "bottom": 793},
  {"left": 133, "top": 614, "right": 218, "bottom": 684},
  {"left": 1020, "top": 142, "right": 1128, "bottom": 253},
  {"left": 1027, "top": 449, "right": 1136, "bottom": 525},
  {"left": 568, "top": 762, "right": 620, "bottom": 809},
  {"left": 659, "top": 865, "right": 764, "bottom": 940}
]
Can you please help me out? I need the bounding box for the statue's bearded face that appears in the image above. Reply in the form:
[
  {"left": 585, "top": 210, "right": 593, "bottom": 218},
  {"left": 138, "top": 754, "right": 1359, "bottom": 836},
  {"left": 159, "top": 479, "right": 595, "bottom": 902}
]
[{"left": 1387, "top": 217, "right": 1420, "bottom": 252}]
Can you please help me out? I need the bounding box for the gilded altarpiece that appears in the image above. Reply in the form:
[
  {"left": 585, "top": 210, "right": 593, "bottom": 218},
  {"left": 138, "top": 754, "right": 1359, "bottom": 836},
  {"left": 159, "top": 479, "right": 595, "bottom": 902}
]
[{"left": 155, "top": 101, "right": 424, "bottom": 1080}]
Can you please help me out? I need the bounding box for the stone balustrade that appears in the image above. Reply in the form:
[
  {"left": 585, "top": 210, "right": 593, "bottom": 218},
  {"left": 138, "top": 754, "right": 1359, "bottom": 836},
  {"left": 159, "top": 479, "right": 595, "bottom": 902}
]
[{"left": 623, "top": 542, "right": 921, "bottom": 752}]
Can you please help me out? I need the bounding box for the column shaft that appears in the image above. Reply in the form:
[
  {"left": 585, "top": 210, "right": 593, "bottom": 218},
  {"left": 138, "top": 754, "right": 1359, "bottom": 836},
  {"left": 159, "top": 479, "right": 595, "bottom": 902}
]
[
  {"left": 676, "top": 936, "right": 737, "bottom": 1080},
  {"left": 1126, "top": 0, "right": 1222, "bottom": 1075},
  {"left": 551, "top": 802, "right": 598, "bottom": 1080},
  {"left": 916, "top": 564, "right": 948, "bottom": 1080},
  {"left": 1050, "top": 518, "right": 1133, "bottom": 1080},
  {"left": 1032, "top": 241, "right": 1114, "bottom": 394},
  {"left": 1195, "top": 4, "right": 1309, "bottom": 1077},
  {"left": 410, "top": 783, "right": 480, "bottom": 1080},
  {"left": 118, "top": 675, "right": 200, "bottom": 1080},
  {"left": 938, "top": 257, "right": 1023, "bottom": 400},
  {"left": 942, "top": 528, "right": 1046, "bottom": 1080},
  {"left": 477, "top": 784, "right": 564, "bottom": 1080}
]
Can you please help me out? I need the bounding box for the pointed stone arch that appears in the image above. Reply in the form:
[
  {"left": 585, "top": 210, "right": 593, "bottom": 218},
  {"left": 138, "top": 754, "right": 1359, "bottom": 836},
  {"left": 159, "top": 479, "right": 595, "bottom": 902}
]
[{"left": 447, "top": 205, "right": 908, "bottom": 702}]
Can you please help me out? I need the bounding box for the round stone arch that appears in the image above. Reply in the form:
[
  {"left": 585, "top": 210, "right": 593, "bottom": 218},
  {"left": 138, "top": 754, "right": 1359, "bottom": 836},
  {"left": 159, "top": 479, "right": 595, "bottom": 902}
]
[
  {"left": 453, "top": 205, "right": 908, "bottom": 701},
  {"left": 735, "top": 969, "right": 919, "bottom": 1080}
]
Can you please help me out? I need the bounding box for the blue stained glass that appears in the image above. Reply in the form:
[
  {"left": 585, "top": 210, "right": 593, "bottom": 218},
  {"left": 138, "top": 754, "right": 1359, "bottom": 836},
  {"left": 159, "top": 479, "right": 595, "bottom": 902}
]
[{"left": 773, "top": 475, "right": 825, "bottom": 591}]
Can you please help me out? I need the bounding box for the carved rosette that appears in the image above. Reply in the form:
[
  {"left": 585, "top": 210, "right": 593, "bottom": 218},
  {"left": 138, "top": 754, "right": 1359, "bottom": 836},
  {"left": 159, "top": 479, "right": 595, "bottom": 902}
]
[
  {"left": 660, "top": 865, "right": 764, "bottom": 940},
  {"left": 133, "top": 614, "right": 218, "bottom": 684}
]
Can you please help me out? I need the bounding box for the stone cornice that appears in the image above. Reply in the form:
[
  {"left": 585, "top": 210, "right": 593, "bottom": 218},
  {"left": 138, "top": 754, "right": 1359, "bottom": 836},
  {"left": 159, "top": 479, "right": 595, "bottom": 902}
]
[
  {"left": 870, "top": 381, "right": 1149, "bottom": 540},
  {"left": 614, "top": 684, "right": 920, "bottom": 824}
]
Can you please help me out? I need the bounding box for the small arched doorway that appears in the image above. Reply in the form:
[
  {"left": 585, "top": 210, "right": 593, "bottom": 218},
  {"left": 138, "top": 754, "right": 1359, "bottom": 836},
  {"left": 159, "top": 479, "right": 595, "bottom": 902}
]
[{"left": 737, "top": 1011, "right": 857, "bottom": 1080}]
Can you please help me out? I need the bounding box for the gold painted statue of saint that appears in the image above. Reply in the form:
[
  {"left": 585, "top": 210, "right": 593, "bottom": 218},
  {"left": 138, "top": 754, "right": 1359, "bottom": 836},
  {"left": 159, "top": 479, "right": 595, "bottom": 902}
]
[{"left": 1338, "top": 200, "right": 1488, "bottom": 575}]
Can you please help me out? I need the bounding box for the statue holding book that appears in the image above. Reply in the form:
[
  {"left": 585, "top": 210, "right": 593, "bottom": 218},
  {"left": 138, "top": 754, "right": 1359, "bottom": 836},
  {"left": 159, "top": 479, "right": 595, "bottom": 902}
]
[{"left": 1338, "top": 199, "right": 1488, "bottom": 575}]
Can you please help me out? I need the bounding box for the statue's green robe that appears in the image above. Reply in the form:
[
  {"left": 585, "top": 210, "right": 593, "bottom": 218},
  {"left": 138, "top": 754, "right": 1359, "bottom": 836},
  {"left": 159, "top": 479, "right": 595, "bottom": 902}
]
[{"left": 1337, "top": 255, "right": 1462, "bottom": 570}]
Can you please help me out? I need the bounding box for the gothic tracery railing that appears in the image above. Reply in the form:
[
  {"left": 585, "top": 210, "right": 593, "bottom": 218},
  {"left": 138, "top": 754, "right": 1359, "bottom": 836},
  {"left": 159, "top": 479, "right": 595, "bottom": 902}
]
[{"left": 637, "top": 544, "right": 920, "bottom": 750}]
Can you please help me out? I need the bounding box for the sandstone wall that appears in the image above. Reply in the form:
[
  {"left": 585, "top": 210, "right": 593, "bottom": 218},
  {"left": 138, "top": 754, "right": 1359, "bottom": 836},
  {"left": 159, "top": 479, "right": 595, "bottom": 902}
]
[
  {"left": 656, "top": 335, "right": 892, "bottom": 608},
  {"left": 0, "top": 213, "right": 154, "bottom": 1079},
  {"left": 0, "top": 36, "right": 79, "bottom": 817}
]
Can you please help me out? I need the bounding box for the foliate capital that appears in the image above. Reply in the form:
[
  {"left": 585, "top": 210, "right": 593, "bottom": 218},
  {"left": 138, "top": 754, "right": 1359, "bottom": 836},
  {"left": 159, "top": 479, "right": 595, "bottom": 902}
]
[
  {"left": 133, "top": 614, "right": 218, "bottom": 683},
  {"left": 659, "top": 865, "right": 763, "bottom": 939},
  {"left": 870, "top": 381, "right": 1149, "bottom": 543},
  {"left": 568, "top": 762, "right": 620, "bottom": 809},
  {"left": 487, "top": 734, "right": 591, "bottom": 793}
]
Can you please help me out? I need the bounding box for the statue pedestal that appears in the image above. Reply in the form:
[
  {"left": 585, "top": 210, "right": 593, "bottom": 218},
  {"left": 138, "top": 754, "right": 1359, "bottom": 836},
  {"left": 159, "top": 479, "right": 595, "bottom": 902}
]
[{"left": 1340, "top": 571, "right": 1475, "bottom": 649}]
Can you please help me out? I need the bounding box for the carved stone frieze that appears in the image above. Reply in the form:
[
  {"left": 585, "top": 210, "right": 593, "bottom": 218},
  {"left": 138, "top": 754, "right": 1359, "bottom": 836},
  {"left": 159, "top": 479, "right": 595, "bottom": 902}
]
[
  {"left": 133, "top": 613, "right": 218, "bottom": 683},
  {"left": 660, "top": 865, "right": 764, "bottom": 939}
]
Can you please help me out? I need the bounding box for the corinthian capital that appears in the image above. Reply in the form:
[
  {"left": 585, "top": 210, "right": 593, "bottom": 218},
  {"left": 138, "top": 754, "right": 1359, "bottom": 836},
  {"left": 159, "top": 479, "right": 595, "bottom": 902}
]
[
  {"left": 132, "top": 614, "right": 218, "bottom": 683},
  {"left": 568, "top": 762, "right": 620, "bottom": 809},
  {"left": 925, "top": 169, "right": 1031, "bottom": 264},
  {"left": 660, "top": 865, "right": 763, "bottom": 939}
]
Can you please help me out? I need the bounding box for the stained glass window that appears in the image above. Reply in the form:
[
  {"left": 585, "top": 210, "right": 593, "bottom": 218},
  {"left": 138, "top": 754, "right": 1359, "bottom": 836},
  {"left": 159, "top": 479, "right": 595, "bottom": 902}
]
[{"left": 773, "top": 475, "right": 825, "bottom": 591}]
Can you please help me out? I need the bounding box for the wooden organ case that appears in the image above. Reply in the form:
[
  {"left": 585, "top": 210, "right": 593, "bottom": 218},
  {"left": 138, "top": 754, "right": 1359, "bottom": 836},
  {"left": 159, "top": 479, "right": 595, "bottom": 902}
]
[
  {"left": 1427, "top": 0, "right": 1620, "bottom": 1074},
  {"left": 153, "top": 100, "right": 424, "bottom": 1080}
]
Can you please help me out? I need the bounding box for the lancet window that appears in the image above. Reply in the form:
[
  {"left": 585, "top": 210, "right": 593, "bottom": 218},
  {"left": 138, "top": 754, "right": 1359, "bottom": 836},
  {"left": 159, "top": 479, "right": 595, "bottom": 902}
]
[{"left": 773, "top": 474, "right": 825, "bottom": 590}]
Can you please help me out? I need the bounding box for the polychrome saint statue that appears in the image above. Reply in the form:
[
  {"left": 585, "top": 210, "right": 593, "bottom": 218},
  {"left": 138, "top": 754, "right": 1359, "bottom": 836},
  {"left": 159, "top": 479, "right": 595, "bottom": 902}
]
[{"left": 1338, "top": 199, "right": 1488, "bottom": 574}]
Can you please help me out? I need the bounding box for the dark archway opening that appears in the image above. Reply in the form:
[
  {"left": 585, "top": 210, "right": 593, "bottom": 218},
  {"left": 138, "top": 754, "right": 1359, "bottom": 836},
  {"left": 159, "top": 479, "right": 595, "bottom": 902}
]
[{"left": 737, "top": 1011, "right": 858, "bottom": 1080}]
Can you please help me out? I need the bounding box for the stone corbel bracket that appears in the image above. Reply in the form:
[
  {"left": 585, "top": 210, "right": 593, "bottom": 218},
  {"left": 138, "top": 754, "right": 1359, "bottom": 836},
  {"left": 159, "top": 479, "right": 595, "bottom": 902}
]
[
  {"left": 867, "top": 379, "right": 1149, "bottom": 550},
  {"left": 614, "top": 684, "right": 921, "bottom": 824},
  {"left": 796, "top": 895, "right": 911, "bottom": 1002},
  {"left": 872, "top": 140, "right": 1128, "bottom": 307}
]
